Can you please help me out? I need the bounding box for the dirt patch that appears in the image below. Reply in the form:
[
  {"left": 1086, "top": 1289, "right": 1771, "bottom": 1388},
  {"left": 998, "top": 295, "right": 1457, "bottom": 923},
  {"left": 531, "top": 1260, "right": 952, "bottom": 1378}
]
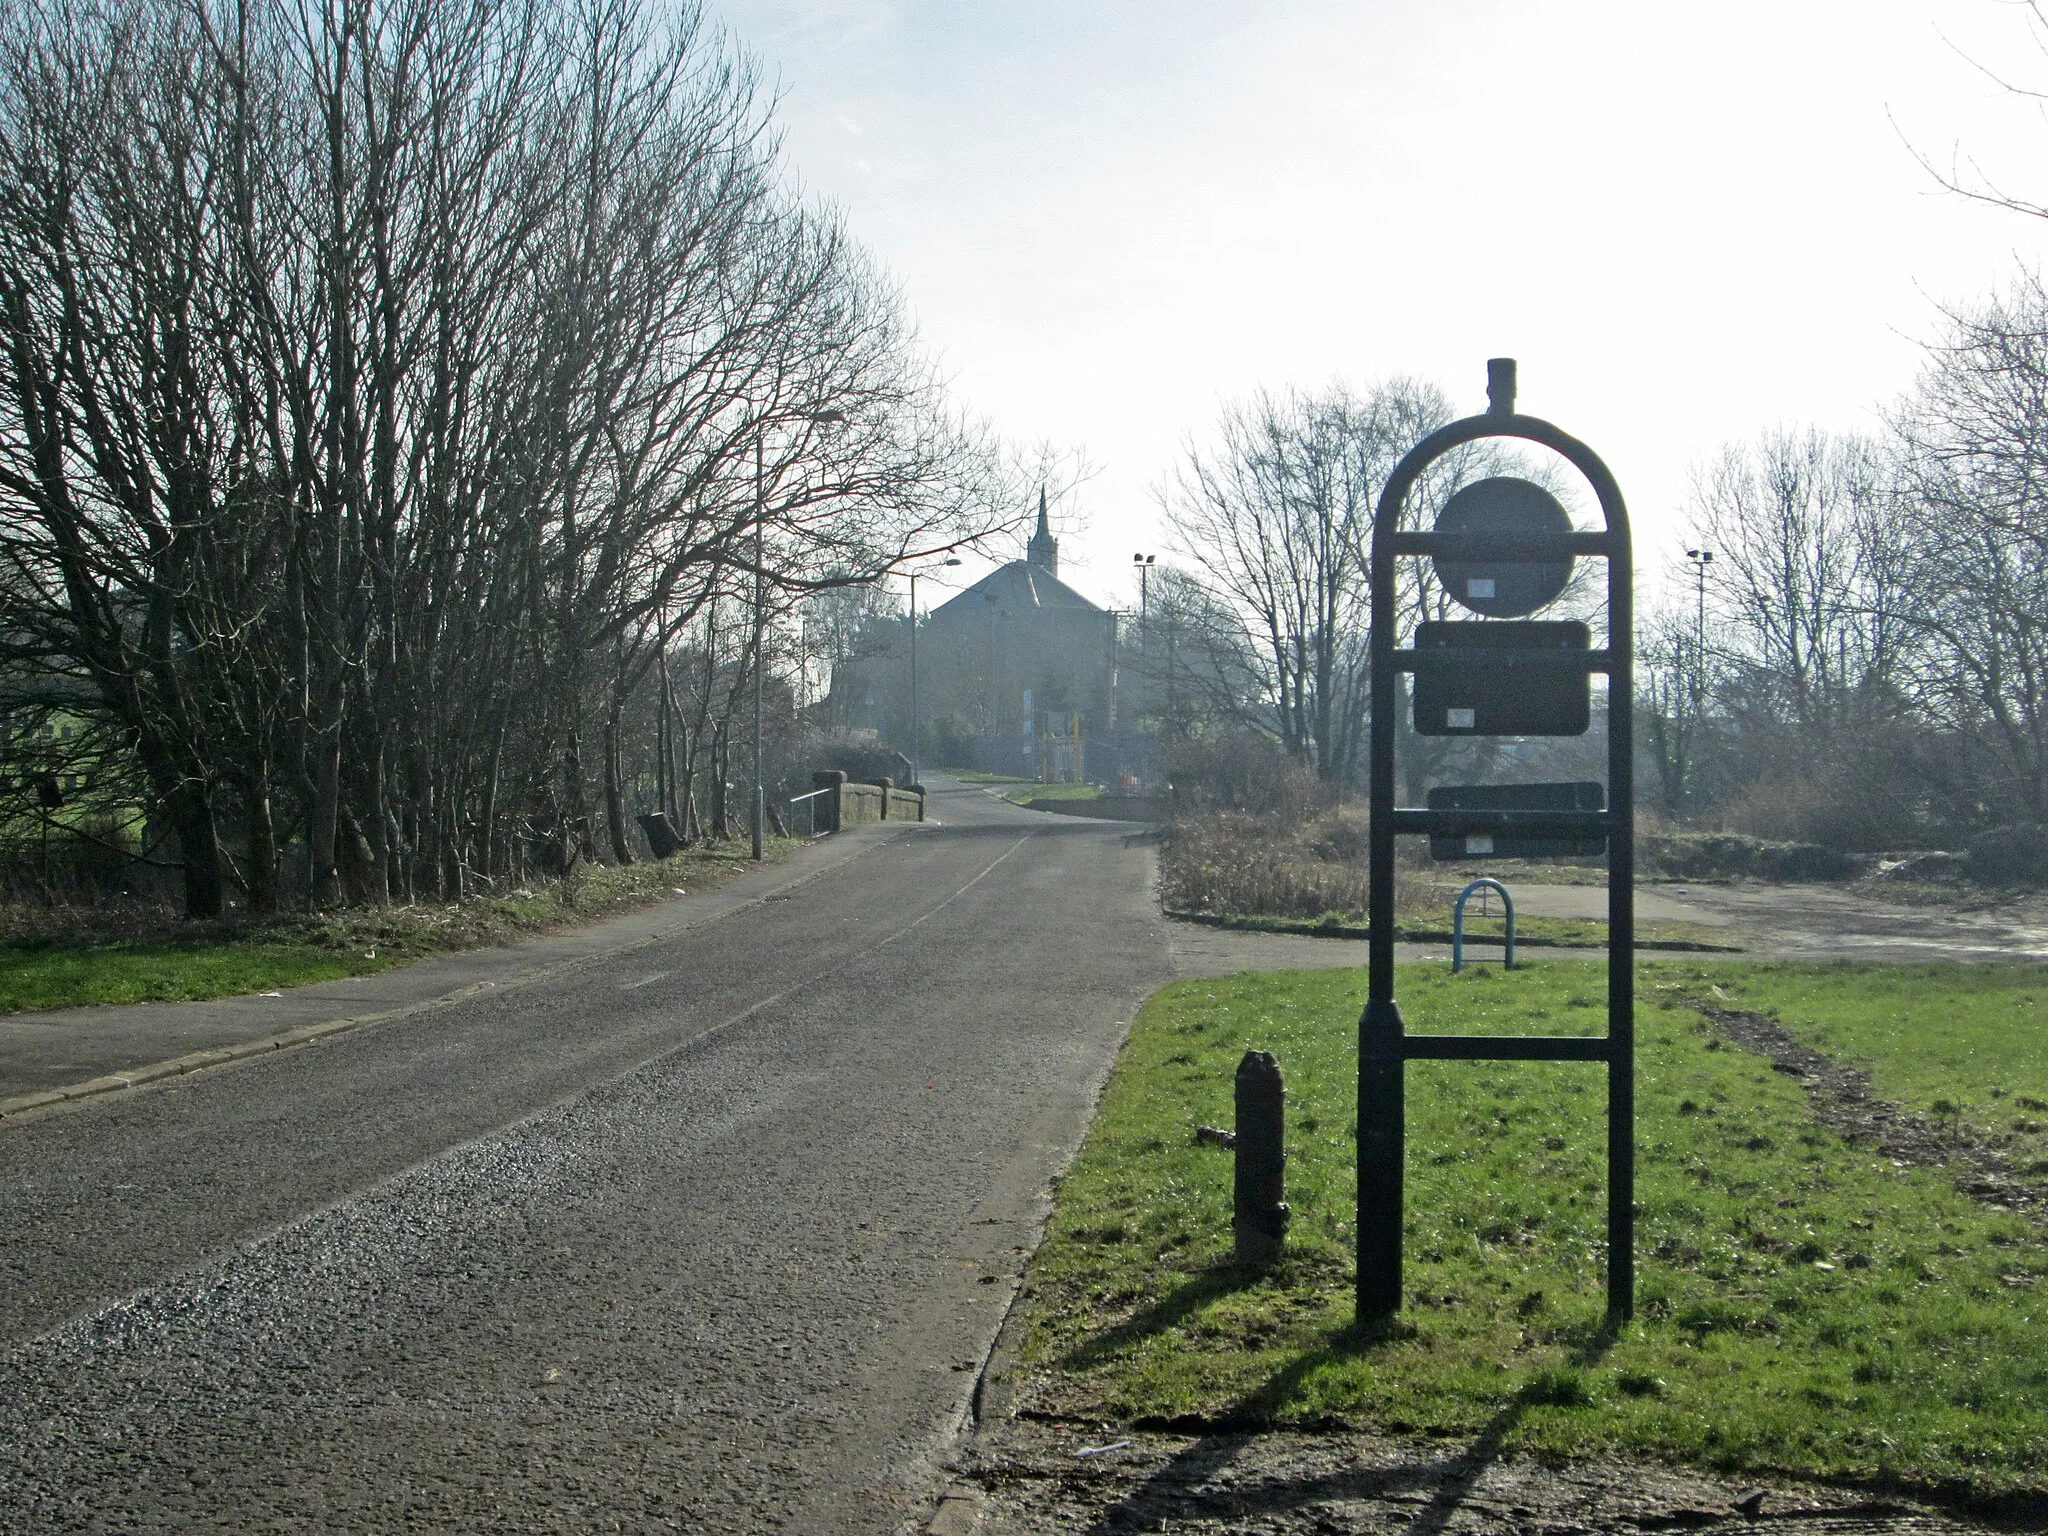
[
  {"left": 1696, "top": 1005, "right": 2048, "bottom": 1218},
  {"left": 949, "top": 1412, "right": 2015, "bottom": 1534},
  {"left": 1656, "top": 884, "right": 2048, "bottom": 962}
]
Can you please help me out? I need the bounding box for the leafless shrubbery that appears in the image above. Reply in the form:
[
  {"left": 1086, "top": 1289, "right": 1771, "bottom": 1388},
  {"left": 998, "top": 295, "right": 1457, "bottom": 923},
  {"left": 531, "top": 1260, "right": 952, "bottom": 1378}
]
[
  {"left": 1161, "top": 730, "right": 1317, "bottom": 819},
  {"left": 1157, "top": 811, "right": 1370, "bottom": 919}
]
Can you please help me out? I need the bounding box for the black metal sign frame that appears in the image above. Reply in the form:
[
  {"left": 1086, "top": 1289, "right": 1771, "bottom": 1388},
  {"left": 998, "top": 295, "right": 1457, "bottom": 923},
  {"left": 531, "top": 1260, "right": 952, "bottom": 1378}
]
[{"left": 1359, "top": 358, "right": 1635, "bottom": 1321}]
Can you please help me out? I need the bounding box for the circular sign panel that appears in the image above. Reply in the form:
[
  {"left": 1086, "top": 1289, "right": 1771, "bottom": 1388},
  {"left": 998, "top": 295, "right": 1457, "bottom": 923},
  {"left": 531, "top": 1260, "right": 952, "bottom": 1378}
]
[{"left": 1431, "top": 476, "right": 1574, "bottom": 617}]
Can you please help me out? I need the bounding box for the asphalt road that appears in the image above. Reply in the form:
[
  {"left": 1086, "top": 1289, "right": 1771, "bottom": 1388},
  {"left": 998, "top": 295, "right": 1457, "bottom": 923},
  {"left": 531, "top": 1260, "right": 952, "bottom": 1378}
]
[{"left": 0, "top": 781, "right": 1177, "bottom": 1533}]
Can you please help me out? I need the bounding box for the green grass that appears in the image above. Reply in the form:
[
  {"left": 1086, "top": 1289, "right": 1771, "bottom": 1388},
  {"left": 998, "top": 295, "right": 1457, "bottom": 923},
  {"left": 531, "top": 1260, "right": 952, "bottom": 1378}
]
[
  {"left": 0, "top": 840, "right": 782, "bottom": 1013},
  {"left": 1023, "top": 961, "right": 2048, "bottom": 1496},
  {"left": 951, "top": 770, "right": 1036, "bottom": 784},
  {"left": 0, "top": 940, "right": 387, "bottom": 1011},
  {"left": 1183, "top": 909, "right": 1738, "bottom": 952},
  {"left": 1008, "top": 781, "right": 1105, "bottom": 805},
  {"left": 1669, "top": 963, "right": 2048, "bottom": 1174}
]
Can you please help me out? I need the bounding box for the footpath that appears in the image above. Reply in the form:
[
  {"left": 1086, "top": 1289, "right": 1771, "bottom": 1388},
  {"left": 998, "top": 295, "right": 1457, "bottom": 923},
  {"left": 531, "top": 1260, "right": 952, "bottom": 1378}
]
[{"left": 0, "top": 822, "right": 902, "bottom": 1115}]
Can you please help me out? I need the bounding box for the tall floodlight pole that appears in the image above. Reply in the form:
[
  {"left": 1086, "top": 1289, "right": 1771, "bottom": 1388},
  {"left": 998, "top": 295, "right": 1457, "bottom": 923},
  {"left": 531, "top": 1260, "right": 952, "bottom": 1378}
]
[
  {"left": 753, "top": 409, "right": 848, "bottom": 860},
  {"left": 1684, "top": 548, "right": 1713, "bottom": 709},
  {"left": 1132, "top": 553, "right": 1154, "bottom": 622}
]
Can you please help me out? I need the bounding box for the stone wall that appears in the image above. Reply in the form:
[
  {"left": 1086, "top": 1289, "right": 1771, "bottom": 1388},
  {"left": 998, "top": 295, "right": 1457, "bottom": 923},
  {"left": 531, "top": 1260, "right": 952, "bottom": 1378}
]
[{"left": 807, "top": 772, "right": 924, "bottom": 832}]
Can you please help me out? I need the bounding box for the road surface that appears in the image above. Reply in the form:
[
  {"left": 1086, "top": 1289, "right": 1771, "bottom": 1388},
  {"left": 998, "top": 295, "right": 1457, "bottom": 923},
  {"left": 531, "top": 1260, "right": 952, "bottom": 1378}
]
[{"left": 0, "top": 781, "right": 1240, "bottom": 1534}]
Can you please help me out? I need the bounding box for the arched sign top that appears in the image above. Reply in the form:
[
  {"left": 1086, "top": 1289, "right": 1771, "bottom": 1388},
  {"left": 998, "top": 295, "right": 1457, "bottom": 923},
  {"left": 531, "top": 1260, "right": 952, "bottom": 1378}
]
[{"left": 1371, "top": 407, "right": 1632, "bottom": 567}]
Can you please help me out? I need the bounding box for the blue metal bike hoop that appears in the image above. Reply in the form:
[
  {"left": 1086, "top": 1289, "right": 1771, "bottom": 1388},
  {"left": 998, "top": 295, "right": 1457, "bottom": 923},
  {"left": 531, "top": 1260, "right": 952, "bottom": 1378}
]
[{"left": 1451, "top": 878, "right": 1515, "bottom": 973}]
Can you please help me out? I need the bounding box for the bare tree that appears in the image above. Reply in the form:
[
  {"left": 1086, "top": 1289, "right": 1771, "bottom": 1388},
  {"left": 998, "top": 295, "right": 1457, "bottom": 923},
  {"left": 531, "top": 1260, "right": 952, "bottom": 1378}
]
[
  {"left": 1158, "top": 379, "right": 1457, "bottom": 786},
  {"left": 0, "top": 0, "right": 1009, "bottom": 915},
  {"left": 1892, "top": 276, "right": 2048, "bottom": 822}
]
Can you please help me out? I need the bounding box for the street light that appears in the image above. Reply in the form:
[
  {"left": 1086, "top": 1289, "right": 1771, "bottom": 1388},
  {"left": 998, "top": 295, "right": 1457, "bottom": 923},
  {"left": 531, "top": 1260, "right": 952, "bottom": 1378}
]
[
  {"left": 1132, "top": 553, "right": 1155, "bottom": 622},
  {"left": 909, "top": 558, "right": 963, "bottom": 788},
  {"left": 754, "top": 408, "right": 847, "bottom": 860}
]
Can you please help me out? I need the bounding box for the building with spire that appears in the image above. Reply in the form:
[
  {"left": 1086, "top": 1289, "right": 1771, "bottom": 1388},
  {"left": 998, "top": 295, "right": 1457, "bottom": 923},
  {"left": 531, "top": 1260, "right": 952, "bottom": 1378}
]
[
  {"left": 828, "top": 489, "right": 1125, "bottom": 779},
  {"left": 1025, "top": 487, "right": 1060, "bottom": 575}
]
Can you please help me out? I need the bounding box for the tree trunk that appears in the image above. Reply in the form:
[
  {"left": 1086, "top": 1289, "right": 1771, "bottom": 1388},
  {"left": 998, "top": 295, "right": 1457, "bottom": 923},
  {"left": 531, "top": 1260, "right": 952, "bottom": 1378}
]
[
  {"left": 479, "top": 719, "right": 505, "bottom": 881},
  {"left": 562, "top": 728, "right": 597, "bottom": 863},
  {"left": 243, "top": 773, "right": 279, "bottom": 916},
  {"left": 603, "top": 708, "right": 634, "bottom": 864},
  {"left": 711, "top": 726, "right": 729, "bottom": 839},
  {"left": 307, "top": 730, "right": 342, "bottom": 908},
  {"left": 174, "top": 777, "right": 226, "bottom": 920},
  {"left": 363, "top": 739, "right": 391, "bottom": 907}
]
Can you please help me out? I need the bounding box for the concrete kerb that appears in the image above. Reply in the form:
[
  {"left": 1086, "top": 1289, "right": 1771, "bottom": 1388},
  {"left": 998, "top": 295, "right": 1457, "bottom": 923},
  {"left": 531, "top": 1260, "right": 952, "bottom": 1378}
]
[
  {"left": 0, "top": 823, "right": 913, "bottom": 1123},
  {"left": 916, "top": 997, "right": 1123, "bottom": 1536}
]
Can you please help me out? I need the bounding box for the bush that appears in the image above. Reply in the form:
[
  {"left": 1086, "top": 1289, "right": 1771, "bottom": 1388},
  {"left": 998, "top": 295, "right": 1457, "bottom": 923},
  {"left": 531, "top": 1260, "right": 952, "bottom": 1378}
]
[
  {"left": 1874, "top": 850, "right": 1968, "bottom": 884},
  {"left": 1967, "top": 824, "right": 2048, "bottom": 887},
  {"left": 1159, "top": 813, "right": 1369, "bottom": 919},
  {"left": 1638, "top": 832, "right": 1869, "bottom": 883},
  {"left": 801, "top": 735, "right": 911, "bottom": 791},
  {"left": 1163, "top": 731, "right": 1316, "bottom": 819}
]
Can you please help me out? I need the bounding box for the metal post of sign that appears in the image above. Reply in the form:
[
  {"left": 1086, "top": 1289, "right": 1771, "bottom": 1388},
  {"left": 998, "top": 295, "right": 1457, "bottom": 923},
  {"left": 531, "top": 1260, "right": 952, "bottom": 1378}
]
[{"left": 1358, "top": 358, "right": 1635, "bottom": 1322}]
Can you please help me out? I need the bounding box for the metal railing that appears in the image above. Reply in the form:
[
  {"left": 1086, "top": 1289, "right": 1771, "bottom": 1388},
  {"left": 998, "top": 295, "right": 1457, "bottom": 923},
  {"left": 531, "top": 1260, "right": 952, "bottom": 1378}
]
[{"left": 785, "top": 787, "right": 832, "bottom": 838}]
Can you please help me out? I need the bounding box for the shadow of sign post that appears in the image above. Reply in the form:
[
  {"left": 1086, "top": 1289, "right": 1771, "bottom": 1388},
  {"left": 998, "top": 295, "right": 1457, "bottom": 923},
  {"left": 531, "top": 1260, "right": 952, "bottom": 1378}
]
[{"left": 1359, "top": 357, "right": 1636, "bottom": 1323}]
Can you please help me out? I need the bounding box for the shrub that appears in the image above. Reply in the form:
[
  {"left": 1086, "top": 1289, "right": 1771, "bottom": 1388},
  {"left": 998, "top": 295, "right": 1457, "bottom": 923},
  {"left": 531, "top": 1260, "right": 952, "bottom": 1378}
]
[
  {"left": 1967, "top": 824, "right": 2048, "bottom": 887},
  {"left": 1163, "top": 731, "right": 1317, "bottom": 819},
  {"left": 1638, "top": 832, "right": 1868, "bottom": 883},
  {"left": 1159, "top": 813, "right": 1369, "bottom": 918}
]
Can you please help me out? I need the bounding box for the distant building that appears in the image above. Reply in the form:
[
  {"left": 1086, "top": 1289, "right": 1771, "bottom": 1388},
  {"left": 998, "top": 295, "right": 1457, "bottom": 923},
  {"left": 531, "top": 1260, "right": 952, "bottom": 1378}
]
[{"left": 830, "top": 492, "right": 1139, "bottom": 780}]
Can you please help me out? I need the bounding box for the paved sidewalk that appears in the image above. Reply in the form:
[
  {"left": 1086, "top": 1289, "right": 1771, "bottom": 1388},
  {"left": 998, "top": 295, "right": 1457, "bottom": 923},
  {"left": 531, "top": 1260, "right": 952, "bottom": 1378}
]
[{"left": 0, "top": 823, "right": 903, "bottom": 1106}]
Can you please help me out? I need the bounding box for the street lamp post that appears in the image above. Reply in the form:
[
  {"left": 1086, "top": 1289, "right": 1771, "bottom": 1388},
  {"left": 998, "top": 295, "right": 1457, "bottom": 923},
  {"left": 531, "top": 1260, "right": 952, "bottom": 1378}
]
[
  {"left": 909, "top": 558, "right": 963, "bottom": 788},
  {"left": 1132, "top": 553, "right": 1155, "bottom": 622},
  {"left": 753, "top": 437, "right": 765, "bottom": 860},
  {"left": 754, "top": 408, "right": 846, "bottom": 861}
]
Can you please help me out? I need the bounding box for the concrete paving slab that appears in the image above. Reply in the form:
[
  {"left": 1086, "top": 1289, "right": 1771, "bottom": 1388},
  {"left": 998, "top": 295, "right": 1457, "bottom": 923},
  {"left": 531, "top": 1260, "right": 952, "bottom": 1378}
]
[{"left": 1477, "top": 881, "right": 1735, "bottom": 926}]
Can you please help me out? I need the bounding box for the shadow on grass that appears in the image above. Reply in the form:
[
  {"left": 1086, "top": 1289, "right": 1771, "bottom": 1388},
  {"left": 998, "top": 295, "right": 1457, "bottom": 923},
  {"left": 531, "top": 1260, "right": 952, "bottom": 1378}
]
[
  {"left": 1078, "top": 1306, "right": 1622, "bottom": 1535},
  {"left": 1058, "top": 1263, "right": 1270, "bottom": 1371}
]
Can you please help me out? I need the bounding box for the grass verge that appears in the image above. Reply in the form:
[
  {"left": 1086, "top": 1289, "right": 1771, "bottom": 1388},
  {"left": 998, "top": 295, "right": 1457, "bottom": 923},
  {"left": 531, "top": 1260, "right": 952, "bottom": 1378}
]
[
  {"left": 1168, "top": 908, "right": 1740, "bottom": 953},
  {"left": 1006, "top": 781, "right": 1104, "bottom": 805},
  {"left": 1664, "top": 964, "right": 2048, "bottom": 1171},
  {"left": 0, "top": 840, "right": 787, "bottom": 1012},
  {"left": 1022, "top": 960, "right": 2048, "bottom": 1497}
]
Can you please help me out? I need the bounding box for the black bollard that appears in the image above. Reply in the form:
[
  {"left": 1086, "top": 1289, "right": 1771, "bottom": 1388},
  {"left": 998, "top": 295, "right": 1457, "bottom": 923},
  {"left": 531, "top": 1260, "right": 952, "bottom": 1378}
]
[{"left": 1233, "top": 1050, "right": 1289, "bottom": 1265}]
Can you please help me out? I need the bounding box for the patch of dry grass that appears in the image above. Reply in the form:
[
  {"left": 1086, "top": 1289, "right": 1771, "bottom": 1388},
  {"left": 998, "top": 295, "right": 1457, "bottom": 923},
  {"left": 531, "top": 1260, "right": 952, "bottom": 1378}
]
[{"left": 0, "top": 840, "right": 786, "bottom": 1011}]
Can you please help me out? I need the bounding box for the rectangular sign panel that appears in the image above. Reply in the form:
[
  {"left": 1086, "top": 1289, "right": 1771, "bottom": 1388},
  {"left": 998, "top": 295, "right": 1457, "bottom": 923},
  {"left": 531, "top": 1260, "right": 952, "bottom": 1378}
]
[
  {"left": 1426, "top": 780, "right": 1607, "bottom": 861},
  {"left": 1410, "top": 620, "right": 1591, "bottom": 736}
]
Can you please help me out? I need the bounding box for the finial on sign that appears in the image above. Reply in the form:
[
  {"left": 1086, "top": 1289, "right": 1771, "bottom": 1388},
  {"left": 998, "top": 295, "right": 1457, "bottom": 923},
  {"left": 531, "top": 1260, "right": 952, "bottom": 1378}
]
[{"left": 1487, "top": 357, "right": 1516, "bottom": 416}]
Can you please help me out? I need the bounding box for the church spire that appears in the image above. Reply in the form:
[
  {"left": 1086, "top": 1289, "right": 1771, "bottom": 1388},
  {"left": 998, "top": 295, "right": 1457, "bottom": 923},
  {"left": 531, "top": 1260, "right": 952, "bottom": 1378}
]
[{"left": 1026, "top": 485, "right": 1058, "bottom": 576}]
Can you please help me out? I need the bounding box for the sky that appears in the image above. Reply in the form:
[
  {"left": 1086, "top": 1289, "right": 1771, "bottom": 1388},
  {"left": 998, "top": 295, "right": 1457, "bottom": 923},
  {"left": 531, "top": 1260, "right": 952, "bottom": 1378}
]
[{"left": 707, "top": 0, "right": 2048, "bottom": 614}]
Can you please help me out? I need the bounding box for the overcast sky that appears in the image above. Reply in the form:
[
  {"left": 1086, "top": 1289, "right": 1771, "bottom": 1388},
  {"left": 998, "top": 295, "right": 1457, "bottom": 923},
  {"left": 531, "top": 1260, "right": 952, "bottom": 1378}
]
[{"left": 708, "top": 0, "right": 2048, "bottom": 613}]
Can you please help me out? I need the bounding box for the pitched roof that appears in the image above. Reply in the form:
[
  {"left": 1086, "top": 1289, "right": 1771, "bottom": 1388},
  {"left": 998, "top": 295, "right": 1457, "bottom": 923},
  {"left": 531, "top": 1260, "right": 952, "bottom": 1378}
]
[{"left": 927, "top": 560, "right": 1105, "bottom": 622}]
